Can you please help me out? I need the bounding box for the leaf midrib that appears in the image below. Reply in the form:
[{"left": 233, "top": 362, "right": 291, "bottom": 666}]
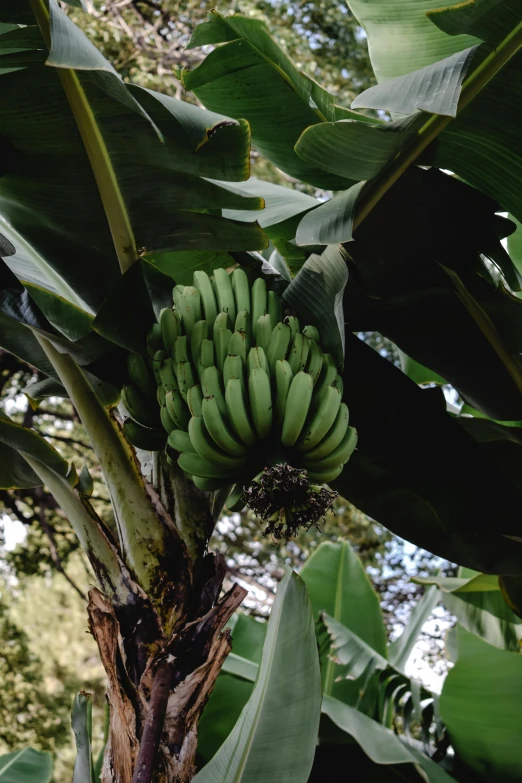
[
  {"left": 324, "top": 543, "right": 345, "bottom": 696},
  {"left": 0, "top": 748, "right": 30, "bottom": 778},
  {"left": 228, "top": 577, "right": 286, "bottom": 781}
]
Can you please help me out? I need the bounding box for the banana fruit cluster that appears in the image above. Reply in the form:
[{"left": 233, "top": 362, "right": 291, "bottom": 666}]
[{"left": 122, "top": 268, "right": 357, "bottom": 534}]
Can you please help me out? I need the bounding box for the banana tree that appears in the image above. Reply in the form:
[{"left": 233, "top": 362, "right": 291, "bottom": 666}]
[{"left": 2, "top": 1, "right": 522, "bottom": 781}]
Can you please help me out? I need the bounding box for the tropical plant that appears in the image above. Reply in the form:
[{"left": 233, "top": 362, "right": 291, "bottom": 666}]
[
  {"left": 203, "top": 541, "right": 522, "bottom": 783},
  {"left": 1, "top": 0, "right": 522, "bottom": 781}
]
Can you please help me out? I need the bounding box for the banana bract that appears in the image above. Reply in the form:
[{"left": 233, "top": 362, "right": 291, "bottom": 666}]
[{"left": 122, "top": 269, "right": 357, "bottom": 539}]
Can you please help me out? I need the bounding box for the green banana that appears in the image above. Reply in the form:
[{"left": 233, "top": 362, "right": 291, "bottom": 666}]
[
  {"left": 302, "top": 325, "right": 320, "bottom": 344},
  {"left": 314, "top": 353, "right": 337, "bottom": 397},
  {"left": 159, "top": 357, "right": 178, "bottom": 391},
  {"left": 121, "top": 384, "right": 160, "bottom": 428},
  {"left": 296, "top": 384, "right": 342, "bottom": 452},
  {"left": 274, "top": 359, "right": 293, "bottom": 426},
  {"left": 146, "top": 323, "right": 163, "bottom": 358},
  {"left": 305, "top": 463, "right": 344, "bottom": 484},
  {"left": 179, "top": 286, "right": 202, "bottom": 335},
  {"left": 251, "top": 277, "right": 267, "bottom": 327},
  {"left": 190, "top": 320, "right": 208, "bottom": 367},
  {"left": 168, "top": 429, "right": 194, "bottom": 453},
  {"left": 160, "top": 404, "right": 177, "bottom": 434},
  {"left": 177, "top": 361, "right": 196, "bottom": 401},
  {"left": 248, "top": 367, "right": 272, "bottom": 439},
  {"left": 235, "top": 309, "right": 253, "bottom": 345},
  {"left": 193, "top": 271, "right": 218, "bottom": 333},
  {"left": 223, "top": 355, "right": 244, "bottom": 391},
  {"left": 281, "top": 371, "right": 313, "bottom": 447},
  {"left": 304, "top": 426, "right": 357, "bottom": 473},
  {"left": 175, "top": 335, "right": 189, "bottom": 365},
  {"left": 285, "top": 315, "right": 299, "bottom": 340},
  {"left": 127, "top": 353, "right": 156, "bottom": 398},
  {"left": 255, "top": 314, "right": 273, "bottom": 352},
  {"left": 228, "top": 329, "right": 249, "bottom": 364},
  {"left": 332, "top": 374, "right": 344, "bottom": 397},
  {"left": 193, "top": 475, "right": 228, "bottom": 491},
  {"left": 202, "top": 395, "right": 247, "bottom": 456},
  {"left": 178, "top": 450, "right": 237, "bottom": 479},
  {"left": 187, "top": 384, "right": 203, "bottom": 417},
  {"left": 232, "top": 267, "right": 251, "bottom": 314},
  {"left": 305, "top": 403, "right": 349, "bottom": 461},
  {"left": 123, "top": 419, "right": 166, "bottom": 451},
  {"left": 213, "top": 267, "right": 236, "bottom": 325},
  {"left": 225, "top": 377, "right": 257, "bottom": 446},
  {"left": 288, "top": 333, "right": 310, "bottom": 374},
  {"left": 214, "top": 327, "right": 232, "bottom": 372},
  {"left": 189, "top": 416, "right": 247, "bottom": 469},
  {"left": 165, "top": 389, "right": 190, "bottom": 429},
  {"left": 152, "top": 349, "right": 165, "bottom": 385},
  {"left": 157, "top": 385, "right": 166, "bottom": 407},
  {"left": 306, "top": 338, "right": 323, "bottom": 385},
  {"left": 199, "top": 338, "right": 215, "bottom": 369},
  {"left": 201, "top": 366, "right": 227, "bottom": 416},
  {"left": 267, "top": 289, "right": 282, "bottom": 328},
  {"left": 248, "top": 346, "right": 268, "bottom": 375},
  {"left": 172, "top": 284, "right": 185, "bottom": 312},
  {"left": 267, "top": 322, "right": 292, "bottom": 372},
  {"left": 214, "top": 311, "right": 230, "bottom": 331},
  {"left": 159, "top": 308, "right": 181, "bottom": 356},
  {"left": 226, "top": 483, "right": 246, "bottom": 512}
]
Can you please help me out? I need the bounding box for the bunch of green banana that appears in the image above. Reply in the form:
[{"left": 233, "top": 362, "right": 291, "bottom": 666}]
[
  {"left": 122, "top": 268, "right": 357, "bottom": 537},
  {"left": 121, "top": 351, "right": 167, "bottom": 451}
]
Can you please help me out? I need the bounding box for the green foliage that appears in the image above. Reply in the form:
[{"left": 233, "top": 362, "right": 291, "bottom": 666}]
[
  {"left": 440, "top": 627, "right": 522, "bottom": 782},
  {"left": 194, "top": 568, "right": 321, "bottom": 782},
  {"left": 0, "top": 748, "right": 52, "bottom": 783},
  {"left": 202, "top": 540, "right": 522, "bottom": 782}
]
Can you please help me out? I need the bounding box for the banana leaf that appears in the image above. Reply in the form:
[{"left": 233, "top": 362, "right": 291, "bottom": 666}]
[
  {"left": 183, "top": 11, "right": 376, "bottom": 190},
  {"left": 333, "top": 333, "right": 522, "bottom": 575},
  {"left": 414, "top": 568, "right": 522, "bottom": 650},
  {"left": 440, "top": 626, "right": 522, "bottom": 782},
  {"left": 193, "top": 568, "right": 321, "bottom": 783},
  {"left": 0, "top": 3, "right": 265, "bottom": 310},
  {"left": 0, "top": 748, "right": 52, "bottom": 783}
]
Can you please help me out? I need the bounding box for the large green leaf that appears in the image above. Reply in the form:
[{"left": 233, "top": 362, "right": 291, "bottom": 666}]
[
  {"left": 0, "top": 748, "right": 52, "bottom": 783},
  {"left": 343, "top": 168, "right": 522, "bottom": 420},
  {"left": 388, "top": 585, "right": 440, "bottom": 670},
  {"left": 440, "top": 626, "right": 522, "bottom": 782},
  {"left": 0, "top": 4, "right": 264, "bottom": 309},
  {"left": 197, "top": 614, "right": 266, "bottom": 763},
  {"left": 300, "top": 541, "right": 386, "bottom": 656},
  {"left": 0, "top": 440, "right": 42, "bottom": 490},
  {"left": 322, "top": 696, "right": 457, "bottom": 783},
  {"left": 345, "top": 0, "right": 522, "bottom": 226},
  {"left": 0, "top": 409, "right": 130, "bottom": 602},
  {"left": 322, "top": 613, "right": 435, "bottom": 735},
  {"left": 281, "top": 245, "right": 349, "bottom": 367},
  {"left": 183, "top": 11, "right": 375, "bottom": 190},
  {"left": 333, "top": 333, "right": 522, "bottom": 575},
  {"left": 193, "top": 567, "right": 321, "bottom": 783},
  {"left": 351, "top": 45, "right": 480, "bottom": 116},
  {"left": 300, "top": 540, "right": 386, "bottom": 705},
  {"left": 414, "top": 569, "right": 522, "bottom": 650}
]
